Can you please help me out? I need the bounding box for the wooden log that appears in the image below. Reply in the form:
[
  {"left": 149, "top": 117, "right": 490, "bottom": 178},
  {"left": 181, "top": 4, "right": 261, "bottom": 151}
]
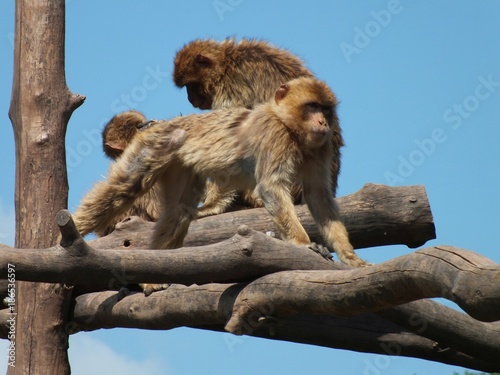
[
  {"left": 68, "top": 285, "right": 500, "bottom": 372},
  {"left": 89, "top": 183, "right": 436, "bottom": 251},
  {"left": 224, "top": 245, "right": 500, "bottom": 335}
]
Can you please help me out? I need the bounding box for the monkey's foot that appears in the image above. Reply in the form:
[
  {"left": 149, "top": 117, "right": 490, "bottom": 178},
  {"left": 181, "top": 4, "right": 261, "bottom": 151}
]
[
  {"left": 139, "top": 283, "right": 171, "bottom": 296},
  {"left": 308, "top": 242, "right": 333, "bottom": 261},
  {"left": 339, "top": 253, "right": 373, "bottom": 268}
]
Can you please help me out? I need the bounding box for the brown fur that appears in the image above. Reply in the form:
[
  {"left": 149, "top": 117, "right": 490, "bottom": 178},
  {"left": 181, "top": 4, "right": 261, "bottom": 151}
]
[
  {"left": 173, "top": 38, "right": 314, "bottom": 110},
  {"left": 173, "top": 38, "right": 342, "bottom": 215},
  {"left": 73, "top": 77, "right": 367, "bottom": 278},
  {"left": 98, "top": 110, "right": 162, "bottom": 236}
]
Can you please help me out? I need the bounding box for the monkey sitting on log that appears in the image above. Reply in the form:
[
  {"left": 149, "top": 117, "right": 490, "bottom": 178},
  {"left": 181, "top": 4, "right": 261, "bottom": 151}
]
[
  {"left": 97, "top": 110, "right": 161, "bottom": 236},
  {"left": 72, "top": 77, "right": 368, "bottom": 293},
  {"left": 173, "top": 38, "right": 343, "bottom": 215}
]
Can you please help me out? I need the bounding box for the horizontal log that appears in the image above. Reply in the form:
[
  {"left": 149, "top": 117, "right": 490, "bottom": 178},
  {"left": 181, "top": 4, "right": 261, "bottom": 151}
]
[
  {"left": 0, "top": 226, "right": 345, "bottom": 287},
  {"left": 89, "top": 183, "right": 436, "bottom": 251},
  {"left": 69, "top": 285, "right": 499, "bottom": 372},
  {"left": 376, "top": 299, "right": 500, "bottom": 366},
  {"left": 1, "top": 226, "right": 498, "bottom": 324},
  {"left": 224, "top": 245, "right": 500, "bottom": 336}
]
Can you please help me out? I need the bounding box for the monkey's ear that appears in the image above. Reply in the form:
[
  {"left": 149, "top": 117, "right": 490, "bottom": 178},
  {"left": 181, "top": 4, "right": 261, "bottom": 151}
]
[
  {"left": 195, "top": 53, "right": 213, "bottom": 67},
  {"left": 105, "top": 142, "right": 124, "bottom": 152},
  {"left": 275, "top": 84, "right": 290, "bottom": 104}
]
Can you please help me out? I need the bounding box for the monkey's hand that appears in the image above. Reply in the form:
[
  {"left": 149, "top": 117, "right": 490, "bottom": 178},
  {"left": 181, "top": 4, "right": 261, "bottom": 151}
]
[
  {"left": 139, "top": 283, "right": 171, "bottom": 297},
  {"left": 308, "top": 242, "right": 333, "bottom": 261}
]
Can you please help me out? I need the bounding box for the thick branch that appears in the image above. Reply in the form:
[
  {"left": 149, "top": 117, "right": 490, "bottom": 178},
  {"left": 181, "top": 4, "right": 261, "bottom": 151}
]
[
  {"left": 69, "top": 285, "right": 499, "bottom": 372},
  {"left": 89, "top": 183, "right": 436, "bottom": 250},
  {"left": 0, "top": 226, "right": 345, "bottom": 287},
  {"left": 0, "top": 221, "right": 498, "bottom": 322},
  {"left": 0, "top": 184, "right": 435, "bottom": 285},
  {"left": 376, "top": 299, "right": 500, "bottom": 367},
  {"left": 225, "top": 246, "right": 500, "bottom": 336}
]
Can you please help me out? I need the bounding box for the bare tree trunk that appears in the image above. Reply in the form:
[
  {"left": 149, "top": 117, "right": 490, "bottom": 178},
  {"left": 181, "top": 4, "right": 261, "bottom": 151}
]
[{"left": 8, "top": 0, "right": 84, "bottom": 373}]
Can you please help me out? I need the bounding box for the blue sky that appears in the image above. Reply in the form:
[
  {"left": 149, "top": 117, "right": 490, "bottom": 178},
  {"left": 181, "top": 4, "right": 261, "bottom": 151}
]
[{"left": 1, "top": 1, "right": 500, "bottom": 374}]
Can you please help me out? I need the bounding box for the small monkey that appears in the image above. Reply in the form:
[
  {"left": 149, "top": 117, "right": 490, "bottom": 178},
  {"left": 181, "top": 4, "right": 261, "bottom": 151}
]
[
  {"left": 173, "top": 38, "right": 342, "bottom": 215},
  {"left": 73, "top": 77, "right": 367, "bottom": 295},
  {"left": 102, "top": 110, "right": 147, "bottom": 159},
  {"left": 97, "top": 110, "right": 161, "bottom": 236}
]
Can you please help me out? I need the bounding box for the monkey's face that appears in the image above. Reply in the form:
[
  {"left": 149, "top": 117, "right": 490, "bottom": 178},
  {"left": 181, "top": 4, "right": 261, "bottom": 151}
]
[
  {"left": 273, "top": 77, "right": 336, "bottom": 149},
  {"left": 102, "top": 111, "right": 146, "bottom": 159},
  {"left": 186, "top": 83, "right": 213, "bottom": 110},
  {"left": 301, "top": 103, "right": 332, "bottom": 148}
]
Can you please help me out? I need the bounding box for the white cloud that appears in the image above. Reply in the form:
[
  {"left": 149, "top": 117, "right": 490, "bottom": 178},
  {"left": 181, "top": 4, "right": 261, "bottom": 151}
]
[
  {"left": 0, "top": 335, "right": 168, "bottom": 373},
  {"left": 0, "top": 201, "right": 15, "bottom": 247},
  {"left": 0, "top": 340, "right": 9, "bottom": 369},
  {"left": 69, "top": 334, "right": 169, "bottom": 375}
]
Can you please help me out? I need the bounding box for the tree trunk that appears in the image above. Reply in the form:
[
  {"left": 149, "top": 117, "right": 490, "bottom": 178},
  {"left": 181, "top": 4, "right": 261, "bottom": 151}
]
[{"left": 8, "top": 0, "right": 84, "bottom": 373}]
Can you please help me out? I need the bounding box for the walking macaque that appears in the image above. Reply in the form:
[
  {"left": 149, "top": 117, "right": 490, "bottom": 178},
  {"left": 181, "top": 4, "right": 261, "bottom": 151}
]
[
  {"left": 97, "top": 110, "right": 161, "bottom": 236},
  {"left": 73, "top": 77, "right": 366, "bottom": 285},
  {"left": 173, "top": 38, "right": 343, "bottom": 214}
]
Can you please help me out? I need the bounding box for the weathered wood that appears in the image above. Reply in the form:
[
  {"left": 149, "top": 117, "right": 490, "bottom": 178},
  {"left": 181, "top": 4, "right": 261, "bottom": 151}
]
[
  {"left": 224, "top": 245, "right": 500, "bottom": 335},
  {"left": 1, "top": 224, "right": 498, "bottom": 322},
  {"left": 0, "top": 225, "right": 347, "bottom": 286},
  {"left": 376, "top": 299, "right": 500, "bottom": 366},
  {"left": 8, "top": 0, "right": 84, "bottom": 373},
  {"left": 88, "top": 183, "right": 435, "bottom": 250},
  {"left": 69, "top": 285, "right": 500, "bottom": 372}
]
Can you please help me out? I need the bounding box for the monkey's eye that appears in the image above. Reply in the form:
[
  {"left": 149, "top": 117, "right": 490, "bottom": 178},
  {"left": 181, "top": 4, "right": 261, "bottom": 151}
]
[
  {"left": 305, "top": 102, "right": 321, "bottom": 110},
  {"left": 322, "top": 106, "right": 333, "bottom": 117}
]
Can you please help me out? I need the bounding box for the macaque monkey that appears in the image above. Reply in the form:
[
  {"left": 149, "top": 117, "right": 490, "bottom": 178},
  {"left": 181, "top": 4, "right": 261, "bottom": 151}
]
[
  {"left": 173, "top": 38, "right": 343, "bottom": 215},
  {"left": 173, "top": 38, "right": 314, "bottom": 110},
  {"left": 97, "top": 110, "right": 161, "bottom": 236},
  {"left": 73, "top": 77, "right": 367, "bottom": 295},
  {"left": 102, "top": 110, "right": 148, "bottom": 159}
]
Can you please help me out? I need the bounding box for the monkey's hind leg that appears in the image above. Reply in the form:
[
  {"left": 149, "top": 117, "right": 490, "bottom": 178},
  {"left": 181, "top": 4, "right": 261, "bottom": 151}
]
[
  {"left": 198, "top": 180, "right": 238, "bottom": 218},
  {"left": 140, "top": 168, "right": 204, "bottom": 296}
]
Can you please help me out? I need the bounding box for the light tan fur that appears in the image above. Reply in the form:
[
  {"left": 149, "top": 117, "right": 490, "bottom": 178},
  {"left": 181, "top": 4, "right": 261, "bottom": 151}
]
[
  {"left": 174, "top": 38, "right": 335, "bottom": 214},
  {"left": 73, "top": 78, "right": 367, "bottom": 281}
]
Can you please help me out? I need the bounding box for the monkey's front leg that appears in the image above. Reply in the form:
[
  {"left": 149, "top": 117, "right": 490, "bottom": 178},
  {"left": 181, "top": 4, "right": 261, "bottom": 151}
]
[
  {"left": 257, "top": 183, "right": 311, "bottom": 246},
  {"left": 302, "top": 176, "right": 368, "bottom": 267}
]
